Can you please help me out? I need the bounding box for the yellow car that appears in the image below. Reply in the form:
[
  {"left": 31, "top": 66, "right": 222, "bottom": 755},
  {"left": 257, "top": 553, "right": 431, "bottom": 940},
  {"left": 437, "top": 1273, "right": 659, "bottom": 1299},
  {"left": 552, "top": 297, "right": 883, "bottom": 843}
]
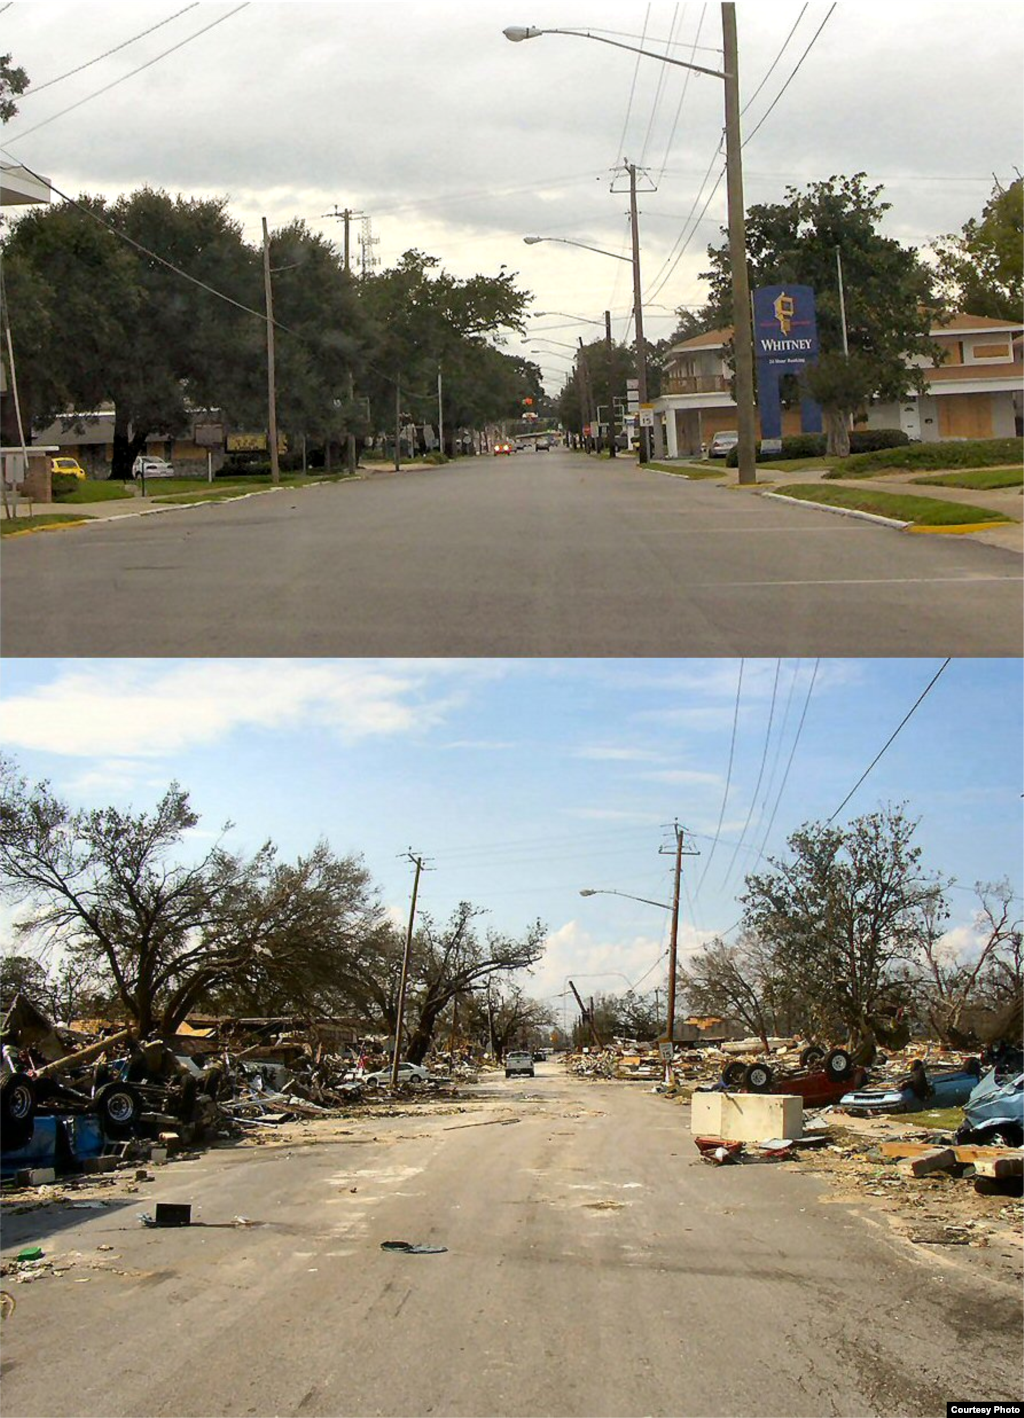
[{"left": 49, "top": 456, "right": 87, "bottom": 480}]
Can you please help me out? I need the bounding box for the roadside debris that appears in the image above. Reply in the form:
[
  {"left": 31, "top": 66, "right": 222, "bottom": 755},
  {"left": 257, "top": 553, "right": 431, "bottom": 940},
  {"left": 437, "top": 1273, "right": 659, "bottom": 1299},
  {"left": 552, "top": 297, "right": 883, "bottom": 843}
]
[{"left": 380, "top": 1240, "right": 448, "bottom": 1254}]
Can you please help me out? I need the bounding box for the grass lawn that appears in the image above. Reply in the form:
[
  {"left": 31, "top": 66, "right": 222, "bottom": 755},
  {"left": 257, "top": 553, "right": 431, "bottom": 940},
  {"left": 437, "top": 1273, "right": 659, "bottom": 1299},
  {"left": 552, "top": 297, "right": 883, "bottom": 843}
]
[
  {"left": 648, "top": 461, "right": 725, "bottom": 479},
  {"left": 755, "top": 456, "right": 838, "bottom": 474},
  {"left": 54, "top": 481, "right": 134, "bottom": 504},
  {"left": 773, "top": 483, "right": 1014, "bottom": 526},
  {"left": 911, "top": 466, "right": 1024, "bottom": 491},
  {"left": 1, "top": 513, "right": 89, "bottom": 535}
]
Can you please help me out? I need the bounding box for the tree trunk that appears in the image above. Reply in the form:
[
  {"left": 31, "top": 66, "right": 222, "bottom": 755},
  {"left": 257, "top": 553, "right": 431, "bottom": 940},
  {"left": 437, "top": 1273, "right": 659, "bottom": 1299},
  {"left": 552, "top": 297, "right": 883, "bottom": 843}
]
[
  {"left": 824, "top": 405, "right": 851, "bottom": 458},
  {"left": 111, "top": 408, "right": 149, "bottom": 480}
]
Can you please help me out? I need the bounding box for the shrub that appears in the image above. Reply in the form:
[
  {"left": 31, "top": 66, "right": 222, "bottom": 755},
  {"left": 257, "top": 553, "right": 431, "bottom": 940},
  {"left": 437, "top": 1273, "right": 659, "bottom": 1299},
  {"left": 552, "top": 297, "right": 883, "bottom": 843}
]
[
  {"left": 848, "top": 428, "right": 910, "bottom": 453},
  {"left": 726, "top": 433, "right": 826, "bottom": 465},
  {"left": 832, "top": 437, "right": 1023, "bottom": 476},
  {"left": 50, "top": 472, "right": 83, "bottom": 498},
  {"left": 422, "top": 450, "right": 449, "bottom": 465}
]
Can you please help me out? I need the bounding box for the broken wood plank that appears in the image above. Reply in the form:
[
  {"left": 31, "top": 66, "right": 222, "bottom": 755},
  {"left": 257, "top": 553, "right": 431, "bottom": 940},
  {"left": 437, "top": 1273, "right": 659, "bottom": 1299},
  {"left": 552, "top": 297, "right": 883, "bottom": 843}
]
[
  {"left": 879, "top": 1141, "right": 1022, "bottom": 1164},
  {"left": 973, "top": 1154, "right": 1023, "bottom": 1180},
  {"left": 897, "top": 1148, "right": 958, "bottom": 1178}
]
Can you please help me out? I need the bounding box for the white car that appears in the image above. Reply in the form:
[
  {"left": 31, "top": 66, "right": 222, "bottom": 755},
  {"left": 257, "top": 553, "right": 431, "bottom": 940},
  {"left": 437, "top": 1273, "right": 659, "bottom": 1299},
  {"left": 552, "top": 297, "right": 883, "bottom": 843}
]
[
  {"left": 360, "top": 1062, "right": 430, "bottom": 1088},
  {"left": 707, "top": 431, "right": 738, "bottom": 459},
  {"left": 132, "top": 456, "right": 175, "bottom": 478},
  {"left": 505, "top": 1050, "right": 535, "bottom": 1078}
]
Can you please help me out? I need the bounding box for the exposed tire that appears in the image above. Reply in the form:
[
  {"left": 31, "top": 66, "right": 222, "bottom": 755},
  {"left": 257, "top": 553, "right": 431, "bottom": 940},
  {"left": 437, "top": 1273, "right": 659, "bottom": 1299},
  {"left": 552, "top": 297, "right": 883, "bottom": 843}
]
[
  {"left": 1, "top": 1073, "right": 37, "bottom": 1150},
  {"left": 95, "top": 1081, "right": 142, "bottom": 1137},
  {"left": 744, "top": 1062, "right": 774, "bottom": 1093},
  {"left": 721, "top": 1061, "right": 748, "bottom": 1088},
  {"left": 823, "top": 1048, "right": 853, "bottom": 1082},
  {"left": 799, "top": 1045, "right": 825, "bottom": 1069}
]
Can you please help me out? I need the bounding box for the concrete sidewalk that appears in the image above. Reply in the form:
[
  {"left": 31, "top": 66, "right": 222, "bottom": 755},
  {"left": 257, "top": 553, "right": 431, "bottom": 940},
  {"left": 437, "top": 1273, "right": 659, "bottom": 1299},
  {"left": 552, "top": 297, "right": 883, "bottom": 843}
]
[{"left": 659, "top": 457, "right": 1023, "bottom": 555}]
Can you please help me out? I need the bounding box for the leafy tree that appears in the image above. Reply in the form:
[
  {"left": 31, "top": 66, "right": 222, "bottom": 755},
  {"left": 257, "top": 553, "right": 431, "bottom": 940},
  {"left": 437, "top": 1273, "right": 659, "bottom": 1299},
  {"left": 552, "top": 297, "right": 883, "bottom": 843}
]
[
  {"left": 0, "top": 53, "right": 29, "bottom": 122},
  {"left": 737, "top": 805, "right": 945, "bottom": 1045},
  {"left": 702, "top": 174, "right": 942, "bottom": 455},
  {"left": 358, "top": 250, "right": 531, "bottom": 451},
  {"left": 1, "top": 190, "right": 259, "bottom": 474},
  {"left": 401, "top": 902, "right": 546, "bottom": 1063},
  {"left": 0, "top": 952, "right": 50, "bottom": 1003},
  {"left": 933, "top": 177, "right": 1023, "bottom": 322},
  {"left": 0, "top": 761, "right": 382, "bottom": 1036}
]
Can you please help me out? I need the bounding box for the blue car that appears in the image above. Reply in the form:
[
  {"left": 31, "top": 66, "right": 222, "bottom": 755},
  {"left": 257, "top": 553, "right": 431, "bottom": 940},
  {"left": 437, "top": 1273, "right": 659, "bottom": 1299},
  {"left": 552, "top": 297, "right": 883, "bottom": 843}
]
[
  {"left": 839, "top": 1063, "right": 982, "bottom": 1115},
  {"left": 956, "top": 1068, "right": 1024, "bottom": 1147}
]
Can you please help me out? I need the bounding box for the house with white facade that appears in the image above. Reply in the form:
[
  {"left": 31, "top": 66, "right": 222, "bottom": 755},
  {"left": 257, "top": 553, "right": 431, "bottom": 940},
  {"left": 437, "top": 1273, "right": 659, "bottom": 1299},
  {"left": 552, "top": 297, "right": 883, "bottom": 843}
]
[{"left": 653, "top": 311, "right": 1023, "bottom": 457}]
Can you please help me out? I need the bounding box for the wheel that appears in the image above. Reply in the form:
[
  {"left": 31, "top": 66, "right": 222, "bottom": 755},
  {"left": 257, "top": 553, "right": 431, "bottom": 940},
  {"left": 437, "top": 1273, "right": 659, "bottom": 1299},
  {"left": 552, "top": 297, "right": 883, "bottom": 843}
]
[
  {"left": 95, "top": 1081, "right": 142, "bottom": 1136},
  {"left": 823, "top": 1048, "right": 853, "bottom": 1082},
  {"left": 744, "top": 1062, "right": 774, "bottom": 1093},
  {"left": 721, "top": 1061, "right": 748, "bottom": 1088},
  {"left": 1, "top": 1073, "right": 36, "bottom": 1149},
  {"left": 799, "top": 1045, "right": 825, "bottom": 1069}
]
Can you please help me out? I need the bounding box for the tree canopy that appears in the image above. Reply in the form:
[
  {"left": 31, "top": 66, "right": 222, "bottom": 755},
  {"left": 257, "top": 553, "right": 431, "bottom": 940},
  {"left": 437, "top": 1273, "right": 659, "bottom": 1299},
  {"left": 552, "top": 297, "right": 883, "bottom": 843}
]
[
  {"left": 933, "top": 177, "right": 1023, "bottom": 322},
  {"left": 701, "top": 174, "right": 942, "bottom": 455}
]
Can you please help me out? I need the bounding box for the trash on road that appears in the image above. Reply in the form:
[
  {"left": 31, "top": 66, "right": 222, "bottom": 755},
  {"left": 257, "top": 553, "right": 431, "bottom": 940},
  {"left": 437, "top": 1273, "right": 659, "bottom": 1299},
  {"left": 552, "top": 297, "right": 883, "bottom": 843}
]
[{"left": 380, "top": 1240, "right": 448, "bottom": 1253}]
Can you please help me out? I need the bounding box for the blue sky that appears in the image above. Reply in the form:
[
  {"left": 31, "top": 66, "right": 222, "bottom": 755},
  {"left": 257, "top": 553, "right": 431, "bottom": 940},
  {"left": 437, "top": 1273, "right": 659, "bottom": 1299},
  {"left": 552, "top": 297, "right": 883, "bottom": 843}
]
[{"left": 1, "top": 658, "right": 1021, "bottom": 1023}]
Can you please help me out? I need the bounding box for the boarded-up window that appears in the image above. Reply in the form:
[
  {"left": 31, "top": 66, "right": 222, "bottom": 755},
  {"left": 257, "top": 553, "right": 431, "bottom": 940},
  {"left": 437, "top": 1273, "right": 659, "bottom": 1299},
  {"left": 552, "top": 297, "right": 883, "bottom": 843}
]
[
  {"left": 970, "top": 343, "right": 1012, "bottom": 361},
  {"left": 938, "top": 393, "right": 994, "bottom": 439}
]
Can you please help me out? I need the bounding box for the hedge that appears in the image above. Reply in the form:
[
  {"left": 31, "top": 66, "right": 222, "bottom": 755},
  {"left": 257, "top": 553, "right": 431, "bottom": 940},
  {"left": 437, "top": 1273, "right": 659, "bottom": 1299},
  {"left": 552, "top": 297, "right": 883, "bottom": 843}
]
[
  {"left": 830, "top": 437, "right": 1023, "bottom": 476},
  {"left": 725, "top": 428, "right": 909, "bottom": 465}
]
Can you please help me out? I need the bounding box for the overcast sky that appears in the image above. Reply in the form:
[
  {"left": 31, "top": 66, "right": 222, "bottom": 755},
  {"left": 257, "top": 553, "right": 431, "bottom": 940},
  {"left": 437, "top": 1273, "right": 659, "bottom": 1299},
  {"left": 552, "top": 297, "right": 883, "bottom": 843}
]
[
  {"left": 2, "top": 658, "right": 1021, "bottom": 1019},
  {"left": 3, "top": 1, "right": 1022, "bottom": 392}
]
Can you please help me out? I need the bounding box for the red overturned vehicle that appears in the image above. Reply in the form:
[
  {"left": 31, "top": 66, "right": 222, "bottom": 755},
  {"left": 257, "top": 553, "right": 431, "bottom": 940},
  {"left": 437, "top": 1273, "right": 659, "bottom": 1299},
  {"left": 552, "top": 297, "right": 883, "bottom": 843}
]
[{"left": 716, "top": 1045, "right": 866, "bottom": 1107}]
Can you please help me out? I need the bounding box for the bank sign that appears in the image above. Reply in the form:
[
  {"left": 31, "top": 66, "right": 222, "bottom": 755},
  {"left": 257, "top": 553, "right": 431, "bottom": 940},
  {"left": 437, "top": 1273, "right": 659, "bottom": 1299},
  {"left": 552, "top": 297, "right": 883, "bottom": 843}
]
[{"left": 753, "top": 285, "right": 819, "bottom": 368}]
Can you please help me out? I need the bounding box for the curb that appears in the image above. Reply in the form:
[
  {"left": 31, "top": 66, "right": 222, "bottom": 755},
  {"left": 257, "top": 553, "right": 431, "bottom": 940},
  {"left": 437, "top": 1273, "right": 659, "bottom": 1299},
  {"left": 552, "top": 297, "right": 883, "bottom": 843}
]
[
  {"left": 905, "top": 521, "right": 1014, "bottom": 536},
  {"left": 760, "top": 490, "right": 910, "bottom": 530},
  {"left": 1, "top": 478, "right": 355, "bottom": 536}
]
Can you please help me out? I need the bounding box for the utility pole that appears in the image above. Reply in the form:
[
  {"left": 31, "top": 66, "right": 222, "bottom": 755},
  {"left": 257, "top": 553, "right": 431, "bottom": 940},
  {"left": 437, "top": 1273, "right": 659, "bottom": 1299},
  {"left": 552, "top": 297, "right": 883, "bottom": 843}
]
[
  {"left": 625, "top": 159, "right": 649, "bottom": 465},
  {"left": 394, "top": 377, "right": 401, "bottom": 473},
  {"left": 659, "top": 823, "right": 699, "bottom": 1074},
  {"left": 346, "top": 370, "right": 357, "bottom": 474},
  {"left": 437, "top": 364, "right": 444, "bottom": 457},
  {"left": 722, "top": 4, "right": 757, "bottom": 487},
  {"left": 262, "top": 217, "right": 281, "bottom": 486},
  {"left": 390, "top": 852, "right": 424, "bottom": 1088},
  {"left": 577, "top": 339, "right": 597, "bottom": 451},
  {"left": 605, "top": 309, "right": 616, "bottom": 457},
  {"left": 568, "top": 980, "right": 602, "bottom": 1049}
]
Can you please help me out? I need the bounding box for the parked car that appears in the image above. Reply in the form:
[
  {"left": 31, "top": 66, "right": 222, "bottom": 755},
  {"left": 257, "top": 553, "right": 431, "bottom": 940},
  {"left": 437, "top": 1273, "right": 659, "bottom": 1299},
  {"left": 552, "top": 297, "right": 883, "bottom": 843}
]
[
  {"left": 132, "top": 456, "right": 175, "bottom": 478},
  {"left": 535, "top": 437, "right": 552, "bottom": 451},
  {"left": 49, "top": 456, "right": 86, "bottom": 480},
  {"left": 505, "top": 1050, "right": 535, "bottom": 1078},
  {"left": 360, "top": 1062, "right": 430, "bottom": 1088},
  {"left": 707, "top": 430, "right": 738, "bottom": 459},
  {"left": 493, "top": 442, "right": 513, "bottom": 456}
]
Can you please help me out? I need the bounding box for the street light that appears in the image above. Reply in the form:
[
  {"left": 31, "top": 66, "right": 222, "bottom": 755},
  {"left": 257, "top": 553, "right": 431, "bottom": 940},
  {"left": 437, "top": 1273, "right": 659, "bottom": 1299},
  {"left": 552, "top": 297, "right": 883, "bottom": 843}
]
[
  {"left": 534, "top": 310, "right": 605, "bottom": 325},
  {"left": 523, "top": 233, "right": 643, "bottom": 462},
  {"left": 505, "top": 9, "right": 757, "bottom": 486},
  {"left": 579, "top": 888, "right": 671, "bottom": 911}
]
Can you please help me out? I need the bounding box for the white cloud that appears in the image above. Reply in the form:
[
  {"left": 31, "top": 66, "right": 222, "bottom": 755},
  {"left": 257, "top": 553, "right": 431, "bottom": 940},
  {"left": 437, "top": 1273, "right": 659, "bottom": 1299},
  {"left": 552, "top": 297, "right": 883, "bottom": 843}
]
[{"left": 0, "top": 660, "right": 466, "bottom": 760}]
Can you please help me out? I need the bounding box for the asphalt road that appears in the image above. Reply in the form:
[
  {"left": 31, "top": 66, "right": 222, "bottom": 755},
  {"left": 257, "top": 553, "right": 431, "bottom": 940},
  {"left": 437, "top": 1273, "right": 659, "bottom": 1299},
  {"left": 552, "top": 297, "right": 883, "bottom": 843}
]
[
  {"left": 2, "top": 1066, "right": 1020, "bottom": 1418},
  {"left": 2, "top": 451, "right": 1021, "bottom": 655}
]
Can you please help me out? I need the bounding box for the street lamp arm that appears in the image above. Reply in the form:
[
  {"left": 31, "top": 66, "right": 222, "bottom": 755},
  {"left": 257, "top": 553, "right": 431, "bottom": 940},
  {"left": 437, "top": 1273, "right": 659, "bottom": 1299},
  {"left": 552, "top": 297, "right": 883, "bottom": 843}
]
[
  {"left": 579, "top": 888, "right": 672, "bottom": 911},
  {"left": 523, "top": 235, "right": 632, "bottom": 264},
  {"left": 503, "top": 25, "right": 729, "bottom": 80}
]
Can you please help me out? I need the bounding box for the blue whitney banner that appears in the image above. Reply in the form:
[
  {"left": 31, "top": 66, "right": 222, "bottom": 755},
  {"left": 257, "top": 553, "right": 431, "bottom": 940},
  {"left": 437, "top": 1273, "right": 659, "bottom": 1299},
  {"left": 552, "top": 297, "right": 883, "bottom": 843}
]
[{"left": 753, "top": 284, "right": 823, "bottom": 445}]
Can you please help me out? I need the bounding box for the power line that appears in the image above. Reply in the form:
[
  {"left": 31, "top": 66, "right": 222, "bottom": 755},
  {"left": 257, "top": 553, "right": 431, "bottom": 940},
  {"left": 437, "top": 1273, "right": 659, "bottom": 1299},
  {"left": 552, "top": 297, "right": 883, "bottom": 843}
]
[
  {"left": 696, "top": 658, "right": 743, "bottom": 893},
  {"left": 718, "top": 660, "right": 782, "bottom": 893},
  {"left": 742, "top": 4, "right": 837, "bottom": 148},
  {"left": 615, "top": 2, "right": 652, "bottom": 166},
  {"left": 752, "top": 658, "right": 819, "bottom": 862},
  {"left": 3, "top": 5, "right": 250, "bottom": 146},
  {"left": 827, "top": 659, "right": 951, "bottom": 823},
  {"left": 18, "top": 6, "right": 200, "bottom": 98},
  {"left": 739, "top": 4, "right": 807, "bottom": 117}
]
